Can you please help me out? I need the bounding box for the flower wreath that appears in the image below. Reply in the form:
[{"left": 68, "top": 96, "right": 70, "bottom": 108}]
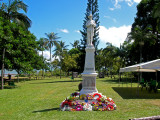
[
  {"left": 94, "top": 102, "right": 107, "bottom": 111},
  {"left": 93, "top": 93, "right": 102, "bottom": 101},
  {"left": 107, "top": 97, "right": 115, "bottom": 103},
  {"left": 76, "top": 104, "right": 83, "bottom": 111},
  {"left": 106, "top": 104, "right": 114, "bottom": 111},
  {"left": 61, "top": 100, "right": 72, "bottom": 108}
]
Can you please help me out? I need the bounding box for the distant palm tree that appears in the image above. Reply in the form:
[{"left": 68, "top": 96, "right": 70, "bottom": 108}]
[
  {"left": 38, "top": 38, "right": 48, "bottom": 77},
  {"left": 0, "top": 0, "right": 31, "bottom": 90},
  {"left": 38, "top": 38, "right": 48, "bottom": 57},
  {"left": 45, "top": 32, "right": 60, "bottom": 75},
  {"left": 70, "top": 40, "right": 79, "bottom": 48},
  {"left": 53, "top": 41, "right": 69, "bottom": 79}
]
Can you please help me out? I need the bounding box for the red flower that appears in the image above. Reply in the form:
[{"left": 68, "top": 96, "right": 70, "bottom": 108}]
[
  {"left": 92, "top": 102, "right": 95, "bottom": 105},
  {"left": 97, "top": 98, "right": 101, "bottom": 102},
  {"left": 107, "top": 104, "right": 114, "bottom": 111},
  {"left": 93, "top": 93, "right": 102, "bottom": 100},
  {"left": 61, "top": 100, "right": 72, "bottom": 108}
]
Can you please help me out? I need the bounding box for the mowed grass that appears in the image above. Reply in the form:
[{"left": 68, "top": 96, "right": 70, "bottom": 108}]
[{"left": 0, "top": 77, "right": 160, "bottom": 120}]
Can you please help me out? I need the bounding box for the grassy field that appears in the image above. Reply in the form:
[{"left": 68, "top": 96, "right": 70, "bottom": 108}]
[{"left": 0, "top": 77, "right": 160, "bottom": 120}]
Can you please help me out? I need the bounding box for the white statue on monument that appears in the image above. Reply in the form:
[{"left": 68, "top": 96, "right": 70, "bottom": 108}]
[
  {"left": 80, "top": 14, "right": 98, "bottom": 95},
  {"left": 86, "top": 14, "right": 96, "bottom": 46}
]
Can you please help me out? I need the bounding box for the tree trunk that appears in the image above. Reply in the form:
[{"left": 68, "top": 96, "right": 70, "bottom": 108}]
[
  {"left": 60, "top": 68, "right": 61, "bottom": 79},
  {"left": 50, "top": 44, "right": 52, "bottom": 76},
  {"left": 42, "top": 50, "right": 44, "bottom": 78},
  {"left": 17, "top": 71, "right": 19, "bottom": 83},
  {"left": 72, "top": 71, "right": 74, "bottom": 80},
  {"left": 1, "top": 48, "right": 5, "bottom": 90}
]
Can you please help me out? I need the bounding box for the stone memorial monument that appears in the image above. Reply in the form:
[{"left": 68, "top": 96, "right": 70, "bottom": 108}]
[
  {"left": 59, "top": 14, "right": 117, "bottom": 111},
  {"left": 80, "top": 14, "right": 98, "bottom": 95}
]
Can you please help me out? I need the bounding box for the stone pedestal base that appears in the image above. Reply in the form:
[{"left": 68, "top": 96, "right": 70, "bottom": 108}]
[{"left": 80, "top": 73, "right": 98, "bottom": 95}]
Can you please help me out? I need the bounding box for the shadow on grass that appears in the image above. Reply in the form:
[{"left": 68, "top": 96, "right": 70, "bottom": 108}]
[
  {"left": 32, "top": 107, "right": 59, "bottom": 113},
  {"left": 100, "top": 77, "right": 138, "bottom": 84},
  {"left": 2, "top": 85, "right": 18, "bottom": 89},
  {"left": 112, "top": 87, "right": 160, "bottom": 99},
  {"left": 30, "top": 80, "right": 82, "bottom": 84},
  {"left": 100, "top": 79, "right": 119, "bottom": 84}
]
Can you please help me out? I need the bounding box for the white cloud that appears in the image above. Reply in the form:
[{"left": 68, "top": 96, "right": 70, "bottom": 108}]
[
  {"left": 110, "top": 0, "right": 141, "bottom": 10},
  {"left": 60, "top": 29, "right": 69, "bottom": 33},
  {"left": 39, "top": 51, "right": 50, "bottom": 59},
  {"left": 125, "top": 0, "right": 134, "bottom": 6},
  {"left": 133, "top": 0, "right": 141, "bottom": 3},
  {"left": 99, "top": 25, "right": 131, "bottom": 47},
  {"left": 104, "top": 16, "right": 117, "bottom": 23},
  {"left": 39, "top": 51, "right": 60, "bottom": 62},
  {"left": 75, "top": 30, "right": 80, "bottom": 33}
]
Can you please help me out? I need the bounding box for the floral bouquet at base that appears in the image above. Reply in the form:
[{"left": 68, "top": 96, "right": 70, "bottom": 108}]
[{"left": 60, "top": 92, "right": 117, "bottom": 111}]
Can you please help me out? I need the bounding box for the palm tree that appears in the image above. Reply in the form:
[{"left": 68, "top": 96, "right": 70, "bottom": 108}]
[
  {"left": 0, "top": 0, "right": 31, "bottom": 28},
  {"left": 45, "top": 32, "right": 60, "bottom": 76},
  {"left": 70, "top": 40, "right": 79, "bottom": 48},
  {"left": 0, "top": 0, "right": 31, "bottom": 90},
  {"left": 128, "top": 26, "right": 155, "bottom": 63},
  {"left": 38, "top": 38, "right": 48, "bottom": 58},
  {"left": 37, "top": 38, "right": 48, "bottom": 77},
  {"left": 53, "top": 41, "right": 69, "bottom": 79}
]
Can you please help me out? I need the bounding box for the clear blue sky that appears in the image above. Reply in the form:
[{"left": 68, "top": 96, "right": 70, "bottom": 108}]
[{"left": 23, "top": 0, "right": 141, "bottom": 50}]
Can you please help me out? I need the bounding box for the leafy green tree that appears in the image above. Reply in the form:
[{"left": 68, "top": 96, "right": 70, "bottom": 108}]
[
  {"left": 51, "top": 59, "right": 60, "bottom": 71},
  {"left": 53, "top": 41, "right": 68, "bottom": 79},
  {"left": 8, "top": 24, "right": 41, "bottom": 74},
  {"left": 45, "top": 32, "right": 60, "bottom": 75},
  {"left": 61, "top": 54, "right": 79, "bottom": 76},
  {"left": 0, "top": 17, "right": 13, "bottom": 89},
  {"left": 0, "top": 0, "right": 31, "bottom": 89},
  {"left": 119, "top": 40, "right": 132, "bottom": 66},
  {"left": 128, "top": 26, "right": 156, "bottom": 64},
  {"left": 96, "top": 43, "right": 121, "bottom": 77},
  {"left": 131, "top": 0, "right": 160, "bottom": 62},
  {"left": 153, "top": 2, "right": 160, "bottom": 31},
  {"left": 68, "top": 48, "right": 81, "bottom": 73},
  {"left": 0, "top": 18, "right": 46, "bottom": 86}
]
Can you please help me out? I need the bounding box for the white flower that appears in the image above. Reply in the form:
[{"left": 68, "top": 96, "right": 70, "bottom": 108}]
[
  {"left": 83, "top": 103, "right": 92, "bottom": 111},
  {"left": 61, "top": 105, "right": 72, "bottom": 111},
  {"left": 113, "top": 104, "right": 117, "bottom": 110},
  {"left": 102, "top": 95, "right": 107, "bottom": 99}
]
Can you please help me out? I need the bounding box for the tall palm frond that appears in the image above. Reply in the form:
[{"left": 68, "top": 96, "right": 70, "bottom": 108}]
[
  {"left": 0, "top": 0, "right": 31, "bottom": 28},
  {"left": 70, "top": 40, "right": 79, "bottom": 48}
]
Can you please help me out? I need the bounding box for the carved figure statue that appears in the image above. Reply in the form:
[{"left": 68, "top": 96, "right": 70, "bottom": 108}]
[{"left": 86, "top": 14, "right": 96, "bottom": 46}]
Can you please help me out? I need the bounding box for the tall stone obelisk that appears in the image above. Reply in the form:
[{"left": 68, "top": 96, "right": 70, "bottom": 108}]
[{"left": 80, "top": 14, "right": 98, "bottom": 95}]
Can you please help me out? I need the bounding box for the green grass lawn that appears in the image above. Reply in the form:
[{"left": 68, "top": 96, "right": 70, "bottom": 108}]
[{"left": 0, "top": 77, "right": 160, "bottom": 120}]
